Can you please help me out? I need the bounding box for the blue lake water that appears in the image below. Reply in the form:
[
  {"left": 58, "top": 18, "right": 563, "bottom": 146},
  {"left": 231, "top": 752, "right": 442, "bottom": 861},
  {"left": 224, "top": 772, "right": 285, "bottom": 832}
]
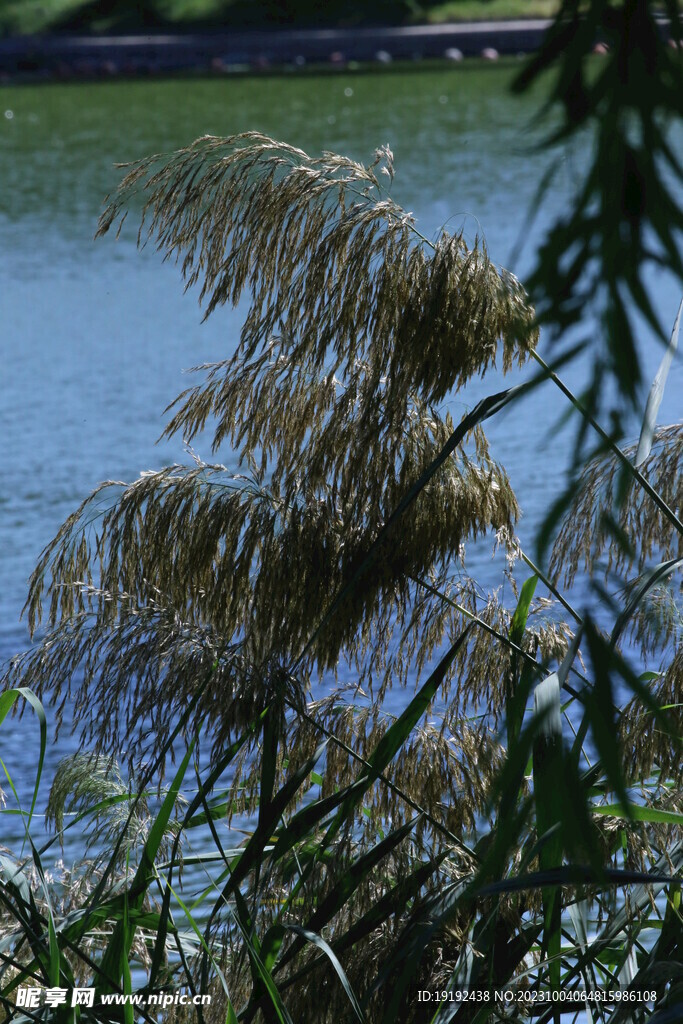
[{"left": 1, "top": 66, "right": 681, "bottom": 856}]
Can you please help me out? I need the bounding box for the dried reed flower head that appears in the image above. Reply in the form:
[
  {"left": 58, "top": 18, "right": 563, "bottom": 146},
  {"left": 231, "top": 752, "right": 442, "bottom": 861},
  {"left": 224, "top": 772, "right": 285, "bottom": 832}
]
[
  {"left": 550, "top": 424, "right": 683, "bottom": 587},
  {"left": 619, "top": 645, "right": 683, "bottom": 788},
  {"left": 9, "top": 135, "right": 540, "bottom": 767},
  {"left": 46, "top": 752, "right": 183, "bottom": 864},
  {"left": 97, "top": 134, "right": 537, "bottom": 402}
]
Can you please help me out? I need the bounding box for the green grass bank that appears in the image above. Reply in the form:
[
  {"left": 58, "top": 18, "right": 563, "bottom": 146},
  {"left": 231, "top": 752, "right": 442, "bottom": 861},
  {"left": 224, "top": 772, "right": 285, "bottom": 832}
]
[{"left": 3, "top": 0, "right": 563, "bottom": 37}]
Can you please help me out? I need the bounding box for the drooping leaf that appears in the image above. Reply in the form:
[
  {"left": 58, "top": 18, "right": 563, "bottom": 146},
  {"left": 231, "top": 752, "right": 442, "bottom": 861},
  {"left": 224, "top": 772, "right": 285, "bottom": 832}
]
[{"left": 634, "top": 297, "right": 682, "bottom": 466}]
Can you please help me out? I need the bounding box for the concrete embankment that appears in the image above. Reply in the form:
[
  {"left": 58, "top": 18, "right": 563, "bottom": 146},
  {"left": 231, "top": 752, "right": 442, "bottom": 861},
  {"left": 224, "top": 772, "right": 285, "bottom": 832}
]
[{"left": 0, "top": 20, "right": 553, "bottom": 81}]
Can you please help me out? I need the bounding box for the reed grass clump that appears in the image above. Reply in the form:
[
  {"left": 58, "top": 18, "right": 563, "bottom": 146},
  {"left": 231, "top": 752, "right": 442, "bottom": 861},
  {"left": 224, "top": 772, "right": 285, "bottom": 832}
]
[{"left": 1, "top": 132, "right": 681, "bottom": 1024}]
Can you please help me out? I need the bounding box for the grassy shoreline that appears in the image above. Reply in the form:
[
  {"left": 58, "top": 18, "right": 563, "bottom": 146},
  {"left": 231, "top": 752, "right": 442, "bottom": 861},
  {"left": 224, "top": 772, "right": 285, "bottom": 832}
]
[{"left": 2, "top": 1, "right": 562, "bottom": 38}]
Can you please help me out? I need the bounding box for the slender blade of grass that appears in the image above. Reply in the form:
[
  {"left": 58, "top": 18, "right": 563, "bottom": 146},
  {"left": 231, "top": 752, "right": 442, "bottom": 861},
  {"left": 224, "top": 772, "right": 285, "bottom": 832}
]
[
  {"left": 610, "top": 557, "right": 683, "bottom": 648},
  {"left": 0, "top": 688, "right": 46, "bottom": 837},
  {"left": 285, "top": 925, "right": 366, "bottom": 1024},
  {"left": 634, "top": 296, "right": 682, "bottom": 466},
  {"left": 507, "top": 573, "right": 538, "bottom": 748},
  {"left": 533, "top": 668, "right": 564, "bottom": 1002},
  {"left": 276, "top": 815, "right": 421, "bottom": 975},
  {"left": 591, "top": 804, "right": 683, "bottom": 826},
  {"left": 97, "top": 739, "right": 195, "bottom": 993}
]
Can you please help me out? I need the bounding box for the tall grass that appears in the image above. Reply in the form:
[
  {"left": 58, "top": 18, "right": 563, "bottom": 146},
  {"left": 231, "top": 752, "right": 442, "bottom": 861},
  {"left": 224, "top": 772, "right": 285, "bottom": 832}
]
[{"left": 2, "top": 132, "right": 681, "bottom": 1022}]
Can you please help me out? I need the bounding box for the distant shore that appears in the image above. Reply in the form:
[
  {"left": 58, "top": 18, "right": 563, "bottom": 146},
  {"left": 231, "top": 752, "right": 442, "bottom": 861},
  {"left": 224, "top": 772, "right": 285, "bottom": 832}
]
[
  {"left": 0, "top": 20, "right": 555, "bottom": 82},
  {"left": 1, "top": 17, "right": 676, "bottom": 84}
]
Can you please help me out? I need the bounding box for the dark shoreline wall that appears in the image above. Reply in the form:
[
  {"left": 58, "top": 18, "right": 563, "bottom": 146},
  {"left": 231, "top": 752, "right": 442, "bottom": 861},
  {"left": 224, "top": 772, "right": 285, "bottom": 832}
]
[{"left": 0, "top": 20, "right": 554, "bottom": 80}]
